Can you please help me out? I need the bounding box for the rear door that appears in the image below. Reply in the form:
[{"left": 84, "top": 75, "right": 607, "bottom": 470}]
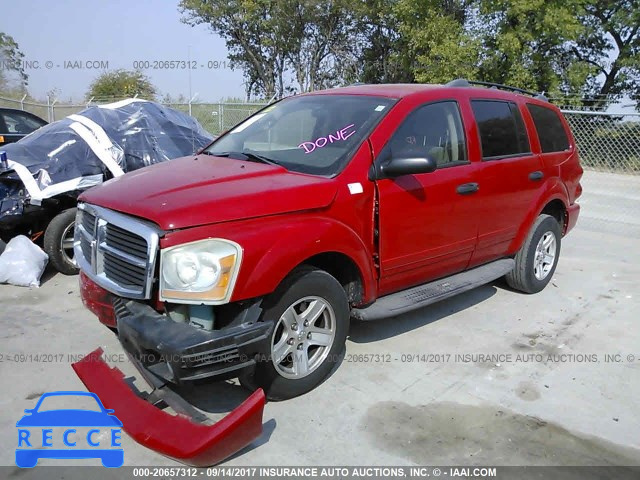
[
  {"left": 467, "top": 99, "right": 544, "bottom": 267},
  {"left": 375, "top": 100, "right": 481, "bottom": 295}
]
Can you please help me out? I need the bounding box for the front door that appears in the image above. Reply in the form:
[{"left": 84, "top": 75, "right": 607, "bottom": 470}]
[{"left": 375, "top": 101, "right": 481, "bottom": 295}]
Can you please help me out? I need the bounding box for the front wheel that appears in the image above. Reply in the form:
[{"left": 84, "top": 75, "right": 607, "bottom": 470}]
[
  {"left": 44, "top": 208, "right": 79, "bottom": 275},
  {"left": 506, "top": 214, "right": 561, "bottom": 294},
  {"left": 244, "top": 266, "right": 350, "bottom": 400}
]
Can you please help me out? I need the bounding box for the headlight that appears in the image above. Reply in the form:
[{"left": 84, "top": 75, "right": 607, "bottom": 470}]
[{"left": 159, "top": 239, "right": 242, "bottom": 304}]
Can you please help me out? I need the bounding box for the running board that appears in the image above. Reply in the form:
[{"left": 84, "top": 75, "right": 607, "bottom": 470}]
[{"left": 351, "top": 258, "right": 515, "bottom": 321}]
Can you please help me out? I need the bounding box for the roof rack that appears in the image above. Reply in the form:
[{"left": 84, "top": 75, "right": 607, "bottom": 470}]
[{"left": 446, "top": 78, "right": 549, "bottom": 102}]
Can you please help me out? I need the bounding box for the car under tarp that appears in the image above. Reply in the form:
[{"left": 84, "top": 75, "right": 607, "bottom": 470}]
[
  {"left": 0, "top": 98, "right": 214, "bottom": 273},
  {"left": 0, "top": 98, "right": 213, "bottom": 214}
]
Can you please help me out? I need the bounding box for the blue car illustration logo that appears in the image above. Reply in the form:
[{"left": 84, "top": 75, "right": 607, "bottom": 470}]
[{"left": 16, "top": 391, "right": 123, "bottom": 468}]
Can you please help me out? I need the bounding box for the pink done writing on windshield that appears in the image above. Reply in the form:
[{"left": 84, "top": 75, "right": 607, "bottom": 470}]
[{"left": 298, "top": 124, "right": 356, "bottom": 154}]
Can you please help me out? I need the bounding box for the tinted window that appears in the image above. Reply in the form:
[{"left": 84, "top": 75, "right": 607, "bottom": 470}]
[
  {"left": 471, "top": 100, "right": 530, "bottom": 159},
  {"left": 527, "top": 104, "right": 570, "bottom": 153},
  {"left": 386, "top": 101, "right": 467, "bottom": 167}
]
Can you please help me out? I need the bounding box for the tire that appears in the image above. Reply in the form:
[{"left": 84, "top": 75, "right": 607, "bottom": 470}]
[
  {"left": 243, "top": 266, "right": 350, "bottom": 400},
  {"left": 506, "top": 214, "right": 561, "bottom": 294},
  {"left": 44, "top": 208, "right": 79, "bottom": 275}
]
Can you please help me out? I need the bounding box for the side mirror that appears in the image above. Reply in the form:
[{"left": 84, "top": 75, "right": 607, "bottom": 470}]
[{"left": 381, "top": 155, "right": 437, "bottom": 178}]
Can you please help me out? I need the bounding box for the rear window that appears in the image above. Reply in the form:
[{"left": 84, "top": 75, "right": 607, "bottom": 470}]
[
  {"left": 527, "top": 104, "right": 570, "bottom": 153},
  {"left": 471, "top": 100, "right": 530, "bottom": 159}
]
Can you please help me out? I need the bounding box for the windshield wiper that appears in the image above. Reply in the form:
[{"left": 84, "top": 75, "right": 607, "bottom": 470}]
[{"left": 204, "top": 150, "right": 280, "bottom": 167}]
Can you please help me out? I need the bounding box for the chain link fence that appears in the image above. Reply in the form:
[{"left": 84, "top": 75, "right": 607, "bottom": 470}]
[
  {"left": 563, "top": 111, "right": 640, "bottom": 174},
  {"left": 561, "top": 110, "right": 640, "bottom": 233},
  {"left": 0, "top": 95, "right": 267, "bottom": 134}
]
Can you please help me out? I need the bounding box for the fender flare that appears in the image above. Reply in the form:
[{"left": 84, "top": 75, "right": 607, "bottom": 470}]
[
  {"left": 231, "top": 217, "right": 377, "bottom": 304},
  {"left": 508, "top": 178, "right": 569, "bottom": 254}
]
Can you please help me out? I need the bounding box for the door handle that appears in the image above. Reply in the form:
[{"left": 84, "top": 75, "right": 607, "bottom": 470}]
[
  {"left": 456, "top": 182, "right": 479, "bottom": 195},
  {"left": 529, "top": 171, "right": 544, "bottom": 181}
]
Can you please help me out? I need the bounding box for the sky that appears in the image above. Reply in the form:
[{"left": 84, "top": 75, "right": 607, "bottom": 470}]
[{"left": 2, "top": 0, "right": 246, "bottom": 102}]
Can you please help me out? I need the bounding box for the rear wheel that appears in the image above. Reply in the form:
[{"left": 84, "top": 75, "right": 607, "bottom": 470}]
[
  {"left": 44, "top": 208, "right": 79, "bottom": 275},
  {"left": 242, "top": 266, "right": 349, "bottom": 400},
  {"left": 506, "top": 214, "right": 561, "bottom": 294}
]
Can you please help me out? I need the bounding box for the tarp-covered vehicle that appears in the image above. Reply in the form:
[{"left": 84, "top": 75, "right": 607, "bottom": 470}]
[{"left": 0, "top": 99, "right": 213, "bottom": 274}]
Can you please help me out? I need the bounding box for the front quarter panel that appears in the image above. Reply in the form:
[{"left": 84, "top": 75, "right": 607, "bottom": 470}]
[{"left": 160, "top": 214, "right": 378, "bottom": 305}]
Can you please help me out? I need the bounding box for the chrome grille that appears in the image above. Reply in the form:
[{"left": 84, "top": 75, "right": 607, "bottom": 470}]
[
  {"left": 74, "top": 203, "right": 161, "bottom": 299},
  {"left": 79, "top": 211, "right": 96, "bottom": 261},
  {"left": 81, "top": 210, "right": 96, "bottom": 233},
  {"left": 105, "top": 223, "right": 148, "bottom": 259},
  {"left": 103, "top": 250, "right": 147, "bottom": 288}
]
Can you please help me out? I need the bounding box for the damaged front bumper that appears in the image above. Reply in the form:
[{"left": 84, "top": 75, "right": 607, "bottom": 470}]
[
  {"left": 79, "top": 272, "right": 270, "bottom": 384},
  {"left": 115, "top": 298, "right": 271, "bottom": 383},
  {"left": 72, "top": 348, "right": 265, "bottom": 466}
]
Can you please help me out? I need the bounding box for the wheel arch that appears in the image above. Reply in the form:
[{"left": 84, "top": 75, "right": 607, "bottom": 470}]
[
  {"left": 509, "top": 179, "right": 569, "bottom": 254},
  {"left": 540, "top": 198, "right": 567, "bottom": 232},
  {"left": 295, "top": 251, "right": 365, "bottom": 306}
]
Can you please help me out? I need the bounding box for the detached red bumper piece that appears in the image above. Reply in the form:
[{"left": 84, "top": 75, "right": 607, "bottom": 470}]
[{"left": 72, "top": 348, "right": 265, "bottom": 466}]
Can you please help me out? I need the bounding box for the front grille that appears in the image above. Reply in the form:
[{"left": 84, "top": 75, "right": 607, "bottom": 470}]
[
  {"left": 81, "top": 210, "right": 96, "bottom": 232},
  {"left": 103, "top": 250, "right": 147, "bottom": 288},
  {"left": 75, "top": 204, "right": 160, "bottom": 299},
  {"left": 79, "top": 211, "right": 96, "bottom": 261},
  {"left": 105, "top": 224, "right": 148, "bottom": 259}
]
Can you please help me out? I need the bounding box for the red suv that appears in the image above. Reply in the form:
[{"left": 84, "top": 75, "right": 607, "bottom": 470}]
[{"left": 74, "top": 80, "right": 582, "bottom": 400}]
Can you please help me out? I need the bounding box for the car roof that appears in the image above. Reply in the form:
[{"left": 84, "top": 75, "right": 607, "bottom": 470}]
[
  {"left": 307, "top": 83, "right": 441, "bottom": 98},
  {"left": 304, "top": 83, "right": 556, "bottom": 109}
]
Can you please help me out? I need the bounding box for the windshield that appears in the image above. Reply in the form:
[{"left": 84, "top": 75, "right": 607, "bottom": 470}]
[{"left": 205, "top": 94, "right": 395, "bottom": 176}]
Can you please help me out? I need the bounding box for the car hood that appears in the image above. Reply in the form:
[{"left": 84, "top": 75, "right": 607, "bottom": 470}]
[{"left": 80, "top": 155, "right": 338, "bottom": 231}]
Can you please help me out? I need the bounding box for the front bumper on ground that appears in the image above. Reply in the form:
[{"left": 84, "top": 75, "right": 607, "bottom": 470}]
[
  {"left": 115, "top": 299, "right": 271, "bottom": 383},
  {"left": 72, "top": 348, "right": 266, "bottom": 467}
]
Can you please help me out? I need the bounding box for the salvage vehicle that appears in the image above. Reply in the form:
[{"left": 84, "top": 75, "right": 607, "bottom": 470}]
[
  {"left": 73, "top": 80, "right": 582, "bottom": 463},
  {"left": 0, "top": 99, "right": 213, "bottom": 274},
  {"left": 0, "top": 108, "right": 47, "bottom": 146}
]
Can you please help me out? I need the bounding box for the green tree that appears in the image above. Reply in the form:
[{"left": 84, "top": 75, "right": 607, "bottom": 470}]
[
  {"left": 0, "top": 32, "right": 28, "bottom": 94},
  {"left": 180, "top": 0, "right": 288, "bottom": 99},
  {"left": 573, "top": 1, "right": 640, "bottom": 107},
  {"left": 180, "top": 0, "right": 359, "bottom": 98},
  {"left": 284, "top": 0, "right": 359, "bottom": 92},
  {"left": 463, "top": 0, "right": 583, "bottom": 94},
  {"left": 86, "top": 69, "right": 157, "bottom": 101},
  {"left": 179, "top": 0, "right": 640, "bottom": 109},
  {"left": 395, "top": 0, "right": 479, "bottom": 84},
  {"left": 354, "top": 0, "right": 416, "bottom": 84}
]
